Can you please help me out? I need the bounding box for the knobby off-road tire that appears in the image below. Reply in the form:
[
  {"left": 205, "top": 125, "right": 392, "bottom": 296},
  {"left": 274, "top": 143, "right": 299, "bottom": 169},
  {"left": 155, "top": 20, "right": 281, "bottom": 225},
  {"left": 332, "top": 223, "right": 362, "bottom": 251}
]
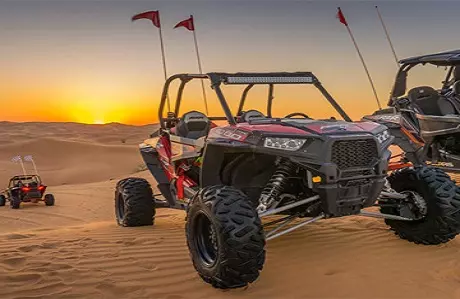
[
  {"left": 10, "top": 196, "right": 21, "bottom": 209},
  {"left": 44, "top": 194, "right": 55, "bottom": 206},
  {"left": 186, "top": 185, "right": 265, "bottom": 289},
  {"left": 115, "top": 177, "right": 155, "bottom": 227},
  {"left": 0, "top": 195, "right": 5, "bottom": 206},
  {"left": 382, "top": 166, "right": 460, "bottom": 245}
]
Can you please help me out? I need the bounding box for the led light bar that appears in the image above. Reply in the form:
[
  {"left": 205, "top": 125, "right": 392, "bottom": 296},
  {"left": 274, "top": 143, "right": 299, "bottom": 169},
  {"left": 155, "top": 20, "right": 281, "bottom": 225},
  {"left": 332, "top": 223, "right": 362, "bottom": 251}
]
[{"left": 225, "top": 76, "right": 314, "bottom": 84}]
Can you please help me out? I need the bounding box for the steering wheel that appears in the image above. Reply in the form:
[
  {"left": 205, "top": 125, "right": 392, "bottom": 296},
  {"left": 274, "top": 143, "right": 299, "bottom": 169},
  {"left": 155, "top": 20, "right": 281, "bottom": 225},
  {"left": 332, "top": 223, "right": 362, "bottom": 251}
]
[{"left": 284, "top": 112, "right": 311, "bottom": 119}]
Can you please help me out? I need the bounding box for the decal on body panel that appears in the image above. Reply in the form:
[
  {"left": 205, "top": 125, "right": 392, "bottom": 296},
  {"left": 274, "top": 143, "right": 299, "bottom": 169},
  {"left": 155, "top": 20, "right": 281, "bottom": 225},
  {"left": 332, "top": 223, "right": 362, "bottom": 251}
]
[{"left": 211, "top": 128, "right": 249, "bottom": 141}]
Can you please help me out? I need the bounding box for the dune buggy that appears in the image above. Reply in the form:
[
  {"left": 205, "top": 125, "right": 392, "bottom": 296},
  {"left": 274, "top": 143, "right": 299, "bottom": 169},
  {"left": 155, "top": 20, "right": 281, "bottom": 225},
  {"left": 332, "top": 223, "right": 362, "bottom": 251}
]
[
  {"left": 115, "top": 72, "right": 460, "bottom": 289},
  {"left": 0, "top": 175, "right": 55, "bottom": 209},
  {"left": 364, "top": 49, "right": 460, "bottom": 172}
]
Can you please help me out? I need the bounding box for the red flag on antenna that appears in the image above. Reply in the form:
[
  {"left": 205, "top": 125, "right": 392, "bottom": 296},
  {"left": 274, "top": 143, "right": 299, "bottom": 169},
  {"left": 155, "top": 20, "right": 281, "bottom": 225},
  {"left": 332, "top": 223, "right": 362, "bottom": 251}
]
[
  {"left": 336, "top": 7, "right": 348, "bottom": 26},
  {"left": 132, "top": 10, "right": 161, "bottom": 28},
  {"left": 174, "top": 15, "right": 195, "bottom": 31}
]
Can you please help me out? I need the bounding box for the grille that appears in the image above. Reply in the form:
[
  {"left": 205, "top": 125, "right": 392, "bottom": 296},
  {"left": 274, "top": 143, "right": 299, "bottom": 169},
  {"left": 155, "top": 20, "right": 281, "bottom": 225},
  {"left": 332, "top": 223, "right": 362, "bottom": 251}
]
[{"left": 331, "top": 139, "right": 378, "bottom": 169}]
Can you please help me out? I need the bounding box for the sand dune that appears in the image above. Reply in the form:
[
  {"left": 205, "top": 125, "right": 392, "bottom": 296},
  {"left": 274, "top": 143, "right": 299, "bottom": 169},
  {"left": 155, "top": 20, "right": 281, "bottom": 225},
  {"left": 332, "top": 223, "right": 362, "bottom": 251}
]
[
  {"left": 0, "top": 138, "right": 143, "bottom": 186},
  {"left": 0, "top": 121, "right": 158, "bottom": 146},
  {"left": 1, "top": 122, "right": 460, "bottom": 298},
  {"left": 0, "top": 122, "right": 158, "bottom": 186},
  {"left": 1, "top": 186, "right": 460, "bottom": 299}
]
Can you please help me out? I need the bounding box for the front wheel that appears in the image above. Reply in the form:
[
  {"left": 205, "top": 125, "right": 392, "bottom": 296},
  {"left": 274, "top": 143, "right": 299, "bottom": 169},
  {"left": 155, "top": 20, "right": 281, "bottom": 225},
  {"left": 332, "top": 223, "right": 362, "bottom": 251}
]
[
  {"left": 44, "top": 194, "right": 55, "bottom": 206},
  {"left": 0, "top": 195, "right": 5, "bottom": 207},
  {"left": 186, "top": 185, "right": 265, "bottom": 289},
  {"left": 115, "top": 178, "right": 155, "bottom": 227},
  {"left": 382, "top": 166, "right": 460, "bottom": 245},
  {"left": 10, "top": 196, "right": 21, "bottom": 209}
]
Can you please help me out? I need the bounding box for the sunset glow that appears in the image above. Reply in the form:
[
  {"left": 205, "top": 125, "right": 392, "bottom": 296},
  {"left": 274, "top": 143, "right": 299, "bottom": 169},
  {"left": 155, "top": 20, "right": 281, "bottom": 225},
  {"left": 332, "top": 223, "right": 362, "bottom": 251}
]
[{"left": 2, "top": 1, "right": 459, "bottom": 124}]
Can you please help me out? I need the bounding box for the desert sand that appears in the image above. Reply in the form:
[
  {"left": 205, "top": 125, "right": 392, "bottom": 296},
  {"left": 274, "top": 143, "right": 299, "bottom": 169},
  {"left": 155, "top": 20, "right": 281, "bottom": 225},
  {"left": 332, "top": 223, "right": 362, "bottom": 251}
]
[{"left": 1, "top": 122, "right": 460, "bottom": 299}]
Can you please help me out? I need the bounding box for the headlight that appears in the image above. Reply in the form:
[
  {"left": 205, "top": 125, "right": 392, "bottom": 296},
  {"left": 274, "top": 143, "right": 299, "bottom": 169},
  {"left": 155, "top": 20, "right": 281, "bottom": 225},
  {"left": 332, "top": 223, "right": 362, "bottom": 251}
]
[
  {"left": 264, "top": 137, "right": 306, "bottom": 151},
  {"left": 376, "top": 130, "right": 391, "bottom": 144}
]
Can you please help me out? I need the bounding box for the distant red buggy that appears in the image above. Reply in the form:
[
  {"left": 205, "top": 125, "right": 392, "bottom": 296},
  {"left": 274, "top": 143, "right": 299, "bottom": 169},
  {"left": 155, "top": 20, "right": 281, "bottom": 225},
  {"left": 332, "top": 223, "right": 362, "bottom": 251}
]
[{"left": 0, "top": 175, "right": 55, "bottom": 209}]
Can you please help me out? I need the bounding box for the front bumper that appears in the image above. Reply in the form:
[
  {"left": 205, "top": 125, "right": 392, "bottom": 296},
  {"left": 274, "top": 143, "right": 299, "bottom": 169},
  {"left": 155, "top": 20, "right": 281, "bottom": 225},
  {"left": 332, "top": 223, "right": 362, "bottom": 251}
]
[
  {"left": 207, "top": 127, "right": 393, "bottom": 217},
  {"left": 295, "top": 148, "right": 390, "bottom": 217}
]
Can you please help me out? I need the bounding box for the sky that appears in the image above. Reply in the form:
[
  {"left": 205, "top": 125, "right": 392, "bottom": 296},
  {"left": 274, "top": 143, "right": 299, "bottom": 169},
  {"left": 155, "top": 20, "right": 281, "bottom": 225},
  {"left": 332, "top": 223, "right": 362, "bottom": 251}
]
[{"left": 1, "top": 0, "right": 459, "bottom": 125}]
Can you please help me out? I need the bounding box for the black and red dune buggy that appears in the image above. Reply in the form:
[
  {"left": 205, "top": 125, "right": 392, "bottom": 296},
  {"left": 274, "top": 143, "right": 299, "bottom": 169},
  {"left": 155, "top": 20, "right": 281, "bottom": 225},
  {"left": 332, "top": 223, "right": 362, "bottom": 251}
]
[
  {"left": 115, "top": 72, "right": 460, "bottom": 289},
  {"left": 0, "top": 175, "right": 55, "bottom": 209}
]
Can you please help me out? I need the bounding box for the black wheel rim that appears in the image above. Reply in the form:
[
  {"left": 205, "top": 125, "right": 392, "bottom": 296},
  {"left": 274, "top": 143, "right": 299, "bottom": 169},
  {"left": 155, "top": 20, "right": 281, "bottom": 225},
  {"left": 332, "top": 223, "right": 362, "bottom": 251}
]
[
  {"left": 400, "top": 190, "right": 427, "bottom": 220},
  {"left": 116, "top": 193, "right": 125, "bottom": 221},
  {"left": 194, "top": 212, "right": 218, "bottom": 267}
]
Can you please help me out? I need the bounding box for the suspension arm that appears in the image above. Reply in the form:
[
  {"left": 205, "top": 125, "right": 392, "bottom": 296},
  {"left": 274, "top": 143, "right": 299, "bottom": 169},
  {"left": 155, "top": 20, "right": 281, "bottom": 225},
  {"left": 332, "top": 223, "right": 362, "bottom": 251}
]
[
  {"left": 358, "top": 210, "right": 413, "bottom": 221},
  {"left": 263, "top": 214, "right": 299, "bottom": 227},
  {"left": 259, "top": 195, "right": 320, "bottom": 217},
  {"left": 265, "top": 214, "right": 325, "bottom": 241},
  {"left": 379, "top": 191, "right": 408, "bottom": 200}
]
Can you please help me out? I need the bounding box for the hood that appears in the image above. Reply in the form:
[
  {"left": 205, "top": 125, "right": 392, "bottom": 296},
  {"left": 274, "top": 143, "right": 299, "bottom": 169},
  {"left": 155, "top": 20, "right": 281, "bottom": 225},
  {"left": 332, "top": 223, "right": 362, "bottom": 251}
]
[
  {"left": 236, "top": 119, "right": 383, "bottom": 136},
  {"left": 298, "top": 119, "right": 382, "bottom": 134}
]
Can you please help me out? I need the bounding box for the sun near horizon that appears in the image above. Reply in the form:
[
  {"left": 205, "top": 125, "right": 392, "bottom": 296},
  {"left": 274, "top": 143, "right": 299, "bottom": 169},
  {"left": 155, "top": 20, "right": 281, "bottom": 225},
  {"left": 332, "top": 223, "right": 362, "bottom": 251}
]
[{"left": 3, "top": 1, "right": 460, "bottom": 125}]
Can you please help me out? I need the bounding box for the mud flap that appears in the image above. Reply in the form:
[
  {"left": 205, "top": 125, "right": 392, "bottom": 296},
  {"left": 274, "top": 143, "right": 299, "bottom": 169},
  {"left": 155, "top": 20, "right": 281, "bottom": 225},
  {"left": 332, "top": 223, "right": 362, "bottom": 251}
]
[
  {"left": 157, "top": 183, "right": 176, "bottom": 206},
  {"left": 140, "top": 147, "right": 176, "bottom": 207}
]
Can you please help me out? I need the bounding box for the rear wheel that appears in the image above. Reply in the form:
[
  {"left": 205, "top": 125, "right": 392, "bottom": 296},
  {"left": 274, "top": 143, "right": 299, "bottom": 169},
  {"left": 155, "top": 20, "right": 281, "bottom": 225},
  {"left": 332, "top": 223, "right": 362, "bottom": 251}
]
[
  {"left": 10, "top": 196, "right": 21, "bottom": 209},
  {"left": 115, "top": 178, "right": 155, "bottom": 227},
  {"left": 186, "top": 185, "right": 265, "bottom": 289},
  {"left": 0, "top": 195, "right": 5, "bottom": 207},
  {"left": 381, "top": 166, "right": 460, "bottom": 245},
  {"left": 44, "top": 194, "right": 55, "bottom": 206}
]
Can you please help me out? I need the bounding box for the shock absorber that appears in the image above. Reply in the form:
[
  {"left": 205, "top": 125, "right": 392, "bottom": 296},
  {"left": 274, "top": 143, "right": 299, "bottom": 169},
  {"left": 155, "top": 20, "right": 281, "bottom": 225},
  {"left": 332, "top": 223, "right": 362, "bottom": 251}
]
[{"left": 257, "top": 158, "right": 297, "bottom": 213}]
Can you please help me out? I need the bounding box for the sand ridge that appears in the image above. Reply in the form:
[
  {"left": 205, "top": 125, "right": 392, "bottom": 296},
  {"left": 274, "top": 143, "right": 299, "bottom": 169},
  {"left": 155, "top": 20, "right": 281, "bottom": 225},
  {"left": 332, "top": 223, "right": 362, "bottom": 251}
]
[
  {"left": 0, "top": 122, "right": 158, "bottom": 186},
  {"left": 1, "top": 122, "right": 460, "bottom": 298},
  {"left": 1, "top": 203, "right": 460, "bottom": 299}
]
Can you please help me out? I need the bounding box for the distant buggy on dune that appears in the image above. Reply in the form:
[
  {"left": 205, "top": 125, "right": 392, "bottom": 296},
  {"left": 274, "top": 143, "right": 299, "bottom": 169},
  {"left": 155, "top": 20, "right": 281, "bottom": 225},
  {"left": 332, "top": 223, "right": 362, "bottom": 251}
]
[{"left": 0, "top": 175, "right": 55, "bottom": 209}]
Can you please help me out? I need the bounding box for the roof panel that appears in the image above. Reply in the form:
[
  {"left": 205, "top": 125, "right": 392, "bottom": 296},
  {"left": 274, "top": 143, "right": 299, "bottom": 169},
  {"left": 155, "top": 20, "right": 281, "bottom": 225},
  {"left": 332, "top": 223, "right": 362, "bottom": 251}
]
[{"left": 400, "top": 49, "right": 460, "bottom": 65}]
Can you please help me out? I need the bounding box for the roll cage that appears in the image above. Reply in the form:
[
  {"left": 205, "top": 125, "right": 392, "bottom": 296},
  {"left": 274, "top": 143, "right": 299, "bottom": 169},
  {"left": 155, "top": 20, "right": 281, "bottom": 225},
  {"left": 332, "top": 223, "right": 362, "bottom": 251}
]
[
  {"left": 8, "top": 175, "right": 42, "bottom": 188},
  {"left": 158, "top": 72, "right": 352, "bottom": 129},
  {"left": 390, "top": 49, "right": 460, "bottom": 106}
]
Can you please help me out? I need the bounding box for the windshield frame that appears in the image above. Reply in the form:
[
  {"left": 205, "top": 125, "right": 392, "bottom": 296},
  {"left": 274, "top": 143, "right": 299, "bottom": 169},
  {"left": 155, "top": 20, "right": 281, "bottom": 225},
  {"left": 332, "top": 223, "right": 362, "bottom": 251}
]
[{"left": 158, "top": 72, "right": 352, "bottom": 129}]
